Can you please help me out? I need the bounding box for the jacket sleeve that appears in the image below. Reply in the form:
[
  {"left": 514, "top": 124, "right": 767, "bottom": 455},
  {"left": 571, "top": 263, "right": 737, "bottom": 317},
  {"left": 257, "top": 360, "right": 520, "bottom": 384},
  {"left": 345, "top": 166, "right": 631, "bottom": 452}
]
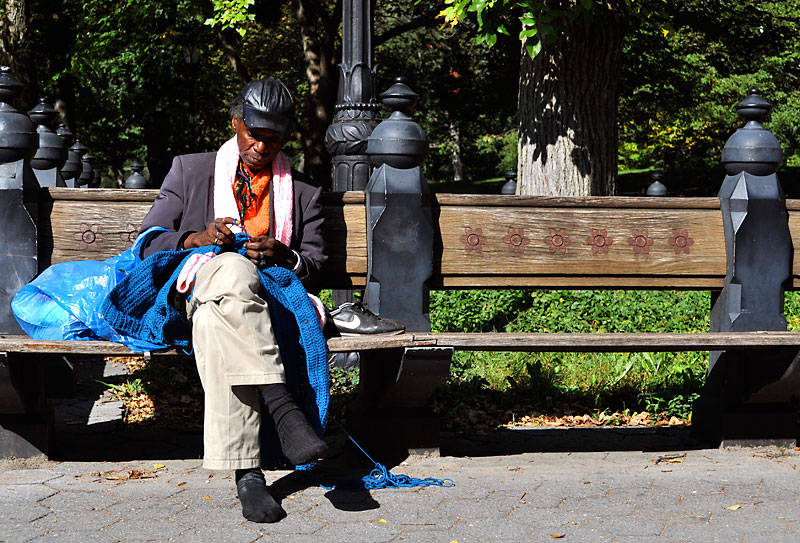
[
  {"left": 294, "top": 183, "right": 327, "bottom": 294},
  {"left": 139, "top": 156, "right": 195, "bottom": 258}
]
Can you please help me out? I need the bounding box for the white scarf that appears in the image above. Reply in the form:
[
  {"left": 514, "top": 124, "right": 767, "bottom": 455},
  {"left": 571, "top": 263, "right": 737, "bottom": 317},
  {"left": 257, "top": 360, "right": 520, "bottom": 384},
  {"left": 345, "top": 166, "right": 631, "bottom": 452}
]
[
  {"left": 178, "top": 138, "right": 327, "bottom": 325},
  {"left": 212, "top": 136, "right": 294, "bottom": 244}
]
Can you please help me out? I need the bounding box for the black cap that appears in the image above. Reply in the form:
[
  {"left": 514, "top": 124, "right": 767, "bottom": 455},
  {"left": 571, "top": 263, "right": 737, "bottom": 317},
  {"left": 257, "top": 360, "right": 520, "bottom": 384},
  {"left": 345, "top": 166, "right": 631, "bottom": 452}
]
[{"left": 238, "top": 77, "right": 295, "bottom": 134}]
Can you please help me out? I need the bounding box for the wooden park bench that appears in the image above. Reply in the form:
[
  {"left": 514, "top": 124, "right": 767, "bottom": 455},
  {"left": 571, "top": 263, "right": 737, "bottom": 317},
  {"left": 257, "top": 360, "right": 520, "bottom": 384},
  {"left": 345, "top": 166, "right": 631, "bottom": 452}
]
[
  {"left": 3, "top": 177, "right": 800, "bottom": 459},
  {"left": 3, "top": 87, "right": 798, "bottom": 457}
]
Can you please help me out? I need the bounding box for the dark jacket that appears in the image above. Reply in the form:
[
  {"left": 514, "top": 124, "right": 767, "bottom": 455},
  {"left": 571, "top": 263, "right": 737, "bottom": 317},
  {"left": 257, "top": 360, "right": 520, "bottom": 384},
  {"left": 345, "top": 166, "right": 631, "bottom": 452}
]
[{"left": 139, "top": 152, "right": 327, "bottom": 293}]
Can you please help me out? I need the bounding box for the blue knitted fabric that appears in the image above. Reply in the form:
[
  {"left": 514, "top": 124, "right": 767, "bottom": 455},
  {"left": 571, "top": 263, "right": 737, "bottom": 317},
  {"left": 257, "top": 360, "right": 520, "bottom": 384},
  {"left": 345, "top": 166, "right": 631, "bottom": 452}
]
[{"left": 100, "top": 235, "right": 329, "bottom": 468}]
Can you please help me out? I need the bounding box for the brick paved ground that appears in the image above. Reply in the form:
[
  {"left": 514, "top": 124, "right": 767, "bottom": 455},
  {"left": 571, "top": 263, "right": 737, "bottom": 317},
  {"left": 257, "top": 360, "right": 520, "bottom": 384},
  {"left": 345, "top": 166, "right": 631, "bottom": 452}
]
[{"left": 1, "top": 435, "right": 797, "bottom": 543}]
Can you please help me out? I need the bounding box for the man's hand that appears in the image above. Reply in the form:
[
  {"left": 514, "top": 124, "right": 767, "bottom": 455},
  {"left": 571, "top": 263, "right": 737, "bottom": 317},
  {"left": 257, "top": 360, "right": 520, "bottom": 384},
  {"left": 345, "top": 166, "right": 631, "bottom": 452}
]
[
  {"left": 183, "top": 217, "right": 238, "bottom": 249},
  {"left": 244, "top": 236, "right": 298, "bottom": 269}
]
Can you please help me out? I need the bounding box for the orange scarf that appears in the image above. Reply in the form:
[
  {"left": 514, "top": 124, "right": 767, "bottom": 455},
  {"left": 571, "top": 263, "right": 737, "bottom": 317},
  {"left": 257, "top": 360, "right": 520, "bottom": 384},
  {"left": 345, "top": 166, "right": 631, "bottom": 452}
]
[{"left": 236, "top": 163, "right": 271, "bottom": 238}]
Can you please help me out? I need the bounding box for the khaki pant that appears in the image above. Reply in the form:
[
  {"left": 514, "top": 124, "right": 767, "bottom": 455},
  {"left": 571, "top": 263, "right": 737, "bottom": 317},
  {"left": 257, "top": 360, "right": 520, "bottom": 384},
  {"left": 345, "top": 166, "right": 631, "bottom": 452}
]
[{"left": 186, "top": 252, "right": 285, "bottom": 470}]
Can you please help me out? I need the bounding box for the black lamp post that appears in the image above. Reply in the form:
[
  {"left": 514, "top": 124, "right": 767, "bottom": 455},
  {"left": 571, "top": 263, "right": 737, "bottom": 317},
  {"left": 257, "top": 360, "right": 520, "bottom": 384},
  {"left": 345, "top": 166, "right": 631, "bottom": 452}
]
[{"left": 183, "top": 44, "right": 200, "bottom": 150}]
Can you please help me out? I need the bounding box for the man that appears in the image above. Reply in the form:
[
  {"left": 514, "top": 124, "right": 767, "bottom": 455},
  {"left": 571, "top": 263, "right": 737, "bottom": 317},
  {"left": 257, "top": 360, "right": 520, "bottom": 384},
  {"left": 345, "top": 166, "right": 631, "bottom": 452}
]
[{"left": 139, "top": 76, "right": 327, "bottom": 523}]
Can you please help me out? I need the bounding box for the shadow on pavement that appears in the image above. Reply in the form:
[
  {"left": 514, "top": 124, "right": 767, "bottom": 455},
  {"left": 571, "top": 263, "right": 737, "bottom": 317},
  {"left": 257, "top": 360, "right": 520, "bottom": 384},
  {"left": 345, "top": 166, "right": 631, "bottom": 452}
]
[{"left": 440, "top": 425, "right": 708, "bottom": 457}]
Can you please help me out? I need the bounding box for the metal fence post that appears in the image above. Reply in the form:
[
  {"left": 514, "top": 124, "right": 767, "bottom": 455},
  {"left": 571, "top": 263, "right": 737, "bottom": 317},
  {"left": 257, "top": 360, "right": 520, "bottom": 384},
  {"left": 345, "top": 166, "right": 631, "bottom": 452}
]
[
  {"left": 695, "top": 89, "right": 798, "bottom": 445},
  {"left": 348, "top": 78, "right": 451, "bottom": 455},
  {"left": 0, "top": 67, "right": 39, "bottom": 334},
  {"left": 28, "top": 98, "right": 67, "bottom": 188}
]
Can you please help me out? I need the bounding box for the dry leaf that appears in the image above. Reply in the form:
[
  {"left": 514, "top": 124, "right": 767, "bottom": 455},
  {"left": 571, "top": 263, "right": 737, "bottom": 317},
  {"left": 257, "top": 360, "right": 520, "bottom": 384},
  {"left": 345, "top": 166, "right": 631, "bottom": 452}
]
[
  {"left": 378, "top": 519, "right": 387, "bottom": 523},
  {"left": 653, "top": 454, "right": 686, "bottom": 465},
  {"left": 550, "top": 535, "right": 565, "bottom": 539},
  {"left": 726, "top": 505, "right": 741, "bottom": 510},
  {"left": 153, "top": 464, "right": 165, "bottom": 470},
  {"left": 204, "top": 495, "right": 211, "bottom": 500},
  {"left": 176, "top": 482, "right": 187, "bottom": 487}
]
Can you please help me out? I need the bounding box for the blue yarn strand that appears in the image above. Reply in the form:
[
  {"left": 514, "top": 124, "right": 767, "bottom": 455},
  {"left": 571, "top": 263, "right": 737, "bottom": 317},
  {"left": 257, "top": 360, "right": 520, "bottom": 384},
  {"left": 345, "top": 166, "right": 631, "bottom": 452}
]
[{"left": 343, "top": 430, "right": 454, "bottom": 490}]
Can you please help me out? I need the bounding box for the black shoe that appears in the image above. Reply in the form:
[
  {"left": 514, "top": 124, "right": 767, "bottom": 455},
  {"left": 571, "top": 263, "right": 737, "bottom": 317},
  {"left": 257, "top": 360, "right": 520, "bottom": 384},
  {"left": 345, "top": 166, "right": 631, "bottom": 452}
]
[{"left": 330, "top": 302, "right": 405, "bottom": 336}]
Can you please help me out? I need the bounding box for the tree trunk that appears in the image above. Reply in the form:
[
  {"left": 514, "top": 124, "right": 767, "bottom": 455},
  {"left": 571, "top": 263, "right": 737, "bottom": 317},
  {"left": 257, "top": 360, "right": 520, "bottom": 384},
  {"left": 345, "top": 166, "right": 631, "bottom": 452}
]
[
  {"left": 296, "top": 0, "right": 337, "bottom": 186},
  {"left": 448, "top": 121, "right": 464, "bottom": 183},
  {"left": 144, "top": 114, "right": 172, "bottom": 188},
  {"left": 0, "top": 0, "right": 38, "bottom": 108},
  {"left": 215, "top": 29, "right": 252, "bottom": 83},
  {"left": 517, "top": 3, "right": 626, "bottom": 196}
]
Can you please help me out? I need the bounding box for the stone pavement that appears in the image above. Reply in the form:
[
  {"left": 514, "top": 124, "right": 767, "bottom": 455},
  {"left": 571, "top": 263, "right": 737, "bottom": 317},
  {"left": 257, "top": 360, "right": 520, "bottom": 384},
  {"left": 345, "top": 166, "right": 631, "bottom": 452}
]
[{"left": 1, "top": 429, "right": 798, "bottom": 543}]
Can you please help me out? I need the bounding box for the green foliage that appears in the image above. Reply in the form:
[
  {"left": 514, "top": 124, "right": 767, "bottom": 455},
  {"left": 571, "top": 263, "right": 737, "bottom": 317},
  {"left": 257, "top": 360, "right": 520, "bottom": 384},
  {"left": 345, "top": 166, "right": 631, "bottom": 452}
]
[
  {"left": 431, "top": 289, "right": 710, "bottom": 414},
  {"left": 377, "top": 2, "right": 518, "bottom": 183},
  {"left": 329, "top": 367, "right": 360, "bottom": 395},
  {"left": 205, "top": 0, "right": 256, "bottom": 36},
  {"left": 619, "top": 0, "right": 800, "bottom": 170},
  {"left": 472, "top": 130, "right": 518, "bottom": 176},
  {"left": 438, "top": 0, "right": 600, "bottom": 58},
  {"left": 430, "top": 289, "right": 531, "bottom": 333},
  {"left": 96, "top": 378, "right": 146, "bottom": 399},
  {"left": 784, "top": 292, "right": 800, "bottom": 331}
]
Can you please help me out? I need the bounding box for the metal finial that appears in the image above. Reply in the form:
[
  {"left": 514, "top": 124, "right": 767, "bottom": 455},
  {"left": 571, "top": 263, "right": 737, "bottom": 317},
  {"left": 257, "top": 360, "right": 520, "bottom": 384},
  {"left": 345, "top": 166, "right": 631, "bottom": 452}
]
[
  {"left": 124, "top": 160, "right": 148, "bottom": 188},
  {"left": 378, "top": 77, "right": 418, "bottom": 115},
  {"left": 501, "top": 170, "right": 517, "bottom": 194},
  {"left": 646, "top": 171, "right": 667, "bottom": 196},
  {"left": 735, "top": 89, "right": 773, "bottom": 123},
  {"left": 28, "top": 98, "right": 58, "bottom": 126},
  {"left": 0, "top": 66, "right": 25, "bottom": 105},
  {"left": 367, "top": 77, "right": 428, "bottom": 169},
  {"left": 721, "top": 89, "right": 783, "bottom": 176}
]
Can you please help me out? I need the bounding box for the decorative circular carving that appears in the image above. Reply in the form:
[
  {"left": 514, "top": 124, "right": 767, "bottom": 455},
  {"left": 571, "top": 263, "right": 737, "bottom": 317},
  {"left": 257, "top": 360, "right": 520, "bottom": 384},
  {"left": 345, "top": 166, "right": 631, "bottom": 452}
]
[
  {"left": 120, "top": 223, "right": 140, "bottom": 248},
  {"left": 669, "top": 229, "right": 694, "bottom": 255},
  {"left": 627, "top": 230, "right": 654, "bottom": 254},
  {"left": 460, "top": 227, "right": 486, "bottom": 254},
  {"left": 74, "top": 223, "right": 104, "bottom": 251},
  {"left": 545, "top": 228, "right": 570, "bottom": 254},
  {"left": 586, "top": 229, "right": 613, "bottom": 255},
  {"left": 503, "top": 228, "right": 530, "bottom": 254}
]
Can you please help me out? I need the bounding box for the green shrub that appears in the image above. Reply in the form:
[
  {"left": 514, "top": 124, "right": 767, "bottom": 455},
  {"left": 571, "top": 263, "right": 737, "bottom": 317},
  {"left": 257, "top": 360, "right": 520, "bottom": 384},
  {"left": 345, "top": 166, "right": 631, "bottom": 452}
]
[{"left": 430, "top": 289, "right": 711, "bottom": 414}]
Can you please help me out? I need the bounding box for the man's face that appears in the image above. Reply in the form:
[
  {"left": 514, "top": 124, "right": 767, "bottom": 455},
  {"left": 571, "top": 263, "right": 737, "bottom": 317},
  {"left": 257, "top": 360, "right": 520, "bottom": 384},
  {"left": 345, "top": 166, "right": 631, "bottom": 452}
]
[{"left": 232, "top": 117, "right": 285, "bottom": 172}]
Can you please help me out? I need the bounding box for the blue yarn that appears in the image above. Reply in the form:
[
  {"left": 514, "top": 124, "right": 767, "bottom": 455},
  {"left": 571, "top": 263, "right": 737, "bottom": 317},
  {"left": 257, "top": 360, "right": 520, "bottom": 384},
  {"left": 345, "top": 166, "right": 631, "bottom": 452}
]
[
  {"left": 343, "top": 430, "right": 454, "bottom": 490},
  {"left": 101, "top": 233, "right": 329, "bottom": 470}
]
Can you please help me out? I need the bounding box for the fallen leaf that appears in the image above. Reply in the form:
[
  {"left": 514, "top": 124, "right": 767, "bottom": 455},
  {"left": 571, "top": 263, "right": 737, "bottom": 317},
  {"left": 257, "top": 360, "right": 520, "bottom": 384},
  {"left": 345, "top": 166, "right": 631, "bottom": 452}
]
[
  {"left": 378, "top": 519, "right": 387, "bottom": 523},
  {"left": 125, "top": 469, "right": 157, "bottom": 480},
  {"left": 449, "top": 540, "right": 459, "bottom": 543},
  {"left": 653, "top": 454, "right": 686, "bottom": 465},
  {"left": 152, "top": 464, "right": 165, "bottom": 470},
  {"left": 176, "top": 482, "right": 187, "bottom": 487},
  {"left": 726, "top": 505, "right": 741, "bottom": 510},
  {"left": 550, "top": 535, "right": 565, "bottom": 539},
  {"left": 204, "top": 495, "right": 211, "bottom": 500}
]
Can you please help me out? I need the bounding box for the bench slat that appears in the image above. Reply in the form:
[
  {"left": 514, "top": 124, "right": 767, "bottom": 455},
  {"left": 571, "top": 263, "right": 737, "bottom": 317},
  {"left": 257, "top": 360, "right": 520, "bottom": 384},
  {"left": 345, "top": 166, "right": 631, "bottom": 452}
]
[
  {"left": 2, "top": 332, "right": 799, "bottom": 356},
  {"left": 32, "top": 188, "right": 800, "bottom": 289}
]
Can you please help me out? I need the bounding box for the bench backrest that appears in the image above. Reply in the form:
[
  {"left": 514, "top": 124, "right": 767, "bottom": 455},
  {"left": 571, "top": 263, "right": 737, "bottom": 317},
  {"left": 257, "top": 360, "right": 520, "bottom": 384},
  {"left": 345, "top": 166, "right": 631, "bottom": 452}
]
[{"left": 38, "top": 187, "right": 800, "bottom": 291}]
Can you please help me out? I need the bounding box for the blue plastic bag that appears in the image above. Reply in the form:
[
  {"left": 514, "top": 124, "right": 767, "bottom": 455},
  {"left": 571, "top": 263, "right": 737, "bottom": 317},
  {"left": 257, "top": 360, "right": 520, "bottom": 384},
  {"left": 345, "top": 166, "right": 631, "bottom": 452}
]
[{"left": 11, "top": 227, "right": 168, "bottom": 352}]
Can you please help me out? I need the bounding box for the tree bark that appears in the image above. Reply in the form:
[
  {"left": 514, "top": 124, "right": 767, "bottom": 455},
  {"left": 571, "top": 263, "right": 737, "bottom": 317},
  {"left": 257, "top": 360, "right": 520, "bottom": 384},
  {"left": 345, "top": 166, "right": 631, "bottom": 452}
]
[
  {"left": 517, "top": 2, "right": 626, "bottom": 196},
  {"left": 0, "top": 0, "right": 38, "bottom": 108},
  {"left": 295, "top": 0, "right": 338, "bottom": 186},
  {"left": 448, "top": 121, "right": 464, "bottom": 183},
  {"left": 215, "top": 29, "right": 252, "bottom": 83}
]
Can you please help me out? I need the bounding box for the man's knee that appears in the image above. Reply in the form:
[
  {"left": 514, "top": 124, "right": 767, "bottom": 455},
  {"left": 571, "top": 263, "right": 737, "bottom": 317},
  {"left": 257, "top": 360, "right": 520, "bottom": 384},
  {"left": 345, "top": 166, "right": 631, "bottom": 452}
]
[{"left": 194, "top": 252, "right": 261, "bottom": 303}]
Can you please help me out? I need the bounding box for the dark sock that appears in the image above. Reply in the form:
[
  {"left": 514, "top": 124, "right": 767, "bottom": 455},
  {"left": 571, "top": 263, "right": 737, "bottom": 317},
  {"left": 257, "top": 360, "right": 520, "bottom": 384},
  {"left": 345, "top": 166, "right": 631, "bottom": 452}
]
[
  {"left": 235, "top": 468, "right": 285, "bottom": 523},
  {"left": 262, "top": 383, "right": 328, "bottom": 465}
]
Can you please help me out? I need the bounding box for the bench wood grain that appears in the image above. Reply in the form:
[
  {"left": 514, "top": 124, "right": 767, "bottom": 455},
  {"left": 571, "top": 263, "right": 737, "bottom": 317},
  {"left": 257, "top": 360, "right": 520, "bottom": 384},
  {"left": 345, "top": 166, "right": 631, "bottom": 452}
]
[{"left": 4, "top": 331, "right": 800, "bottom": 355}]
